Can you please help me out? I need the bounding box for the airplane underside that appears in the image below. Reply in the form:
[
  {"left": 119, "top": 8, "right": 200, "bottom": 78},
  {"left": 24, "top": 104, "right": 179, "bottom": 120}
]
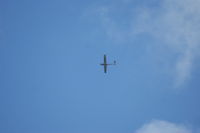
[{"left": 100, "top": 55, "right": 116, "bottom": 73}]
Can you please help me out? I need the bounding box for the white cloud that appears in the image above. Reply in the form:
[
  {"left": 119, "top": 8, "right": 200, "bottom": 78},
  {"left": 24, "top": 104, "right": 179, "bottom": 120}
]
[
  {"left": 134, "top": 0, "right": 200, "bottom": 87},
  {"left": 93, "top": 0, "right": 200, "bottom": 87},
  {"left": 135, "top": 120, "right": 192, "bottom": 133}
]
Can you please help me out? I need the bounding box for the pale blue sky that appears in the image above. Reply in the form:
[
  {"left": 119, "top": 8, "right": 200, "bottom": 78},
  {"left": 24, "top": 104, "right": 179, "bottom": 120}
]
[{"left": 1, "top": 0, "right": 200, "bottom": 133}]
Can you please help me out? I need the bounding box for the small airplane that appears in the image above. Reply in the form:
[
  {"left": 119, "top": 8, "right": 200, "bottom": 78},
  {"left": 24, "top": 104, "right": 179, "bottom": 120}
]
[{"left": 100, "top": 54, "right": 116, "bottom": 73}]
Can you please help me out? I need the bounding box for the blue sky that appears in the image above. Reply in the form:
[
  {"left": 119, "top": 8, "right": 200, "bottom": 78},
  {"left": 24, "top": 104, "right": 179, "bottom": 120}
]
[{"left": 1, "top": 0, "right": 200, "bottom": 133}]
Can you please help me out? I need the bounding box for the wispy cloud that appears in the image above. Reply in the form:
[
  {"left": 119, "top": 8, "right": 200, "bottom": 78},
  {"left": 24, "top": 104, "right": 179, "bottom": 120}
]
[
  {"left": 135, "top": 120, "right": 192, "bottom": 133},
  {"left": 134, "top": 0, "right": 200, "bottom": 87},
  {"left": 95, "top": 6, "right": 132, "bottom": 44},
  {"left": 92, "top": 0, "right": 200, "bottom": 87}
]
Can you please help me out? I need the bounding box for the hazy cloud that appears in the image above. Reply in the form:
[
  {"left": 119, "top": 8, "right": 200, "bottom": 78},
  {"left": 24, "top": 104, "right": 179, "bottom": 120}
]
[
  {"left": 93, "top": 0, "right": 200, "bottom": 87},
  {"left": 134, "top": 0, "right": 200, "bottom": 87},
  {"left": 135, "top": 120, "right": 192, "bottom": 133}
]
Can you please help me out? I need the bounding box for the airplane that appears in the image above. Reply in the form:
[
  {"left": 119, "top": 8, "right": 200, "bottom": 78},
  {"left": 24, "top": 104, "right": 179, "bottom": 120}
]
[{"left": 100, "top": 54, "right": 116, "bottom": 73}]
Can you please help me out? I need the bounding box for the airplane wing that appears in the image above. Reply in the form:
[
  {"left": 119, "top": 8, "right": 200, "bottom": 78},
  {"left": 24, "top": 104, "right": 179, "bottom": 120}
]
[
  {"left": 104, "top": 65, "right": 107, "bottom": 73},
  {"left": 104, "top": 55, "right": 107, "bottom": 64}
]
